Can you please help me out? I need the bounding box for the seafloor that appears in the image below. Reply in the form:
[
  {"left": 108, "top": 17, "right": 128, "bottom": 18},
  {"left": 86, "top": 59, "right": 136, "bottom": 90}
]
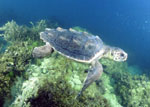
[{"left": 0, "top": 20, "right": 150, "bottom": 107}]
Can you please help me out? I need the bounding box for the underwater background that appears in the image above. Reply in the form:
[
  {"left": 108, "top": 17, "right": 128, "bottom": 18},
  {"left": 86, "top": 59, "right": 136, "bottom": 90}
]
[
  {"left": 0, "top": 0, "right": 150, "bottom": 107},
  {"left": 0, "top": 0, "right": 150, "bottom": 70}
]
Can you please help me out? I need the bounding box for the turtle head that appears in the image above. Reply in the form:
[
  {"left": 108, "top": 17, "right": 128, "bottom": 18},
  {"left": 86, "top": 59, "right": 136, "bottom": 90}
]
[
  {"left": 110, "top": 47, "right": 128, "bottom": 62},
  {"left": 103, "top": 46, "right": 128, "bottom": 62}
]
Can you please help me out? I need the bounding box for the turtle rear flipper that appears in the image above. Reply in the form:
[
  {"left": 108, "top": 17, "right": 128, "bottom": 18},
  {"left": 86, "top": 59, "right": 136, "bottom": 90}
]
[
  {"left": 32, "top": 43, "right": 53, "bottom": 58},
  {"left": 76, "top": 60, "right": 103, "bottom": 99}
]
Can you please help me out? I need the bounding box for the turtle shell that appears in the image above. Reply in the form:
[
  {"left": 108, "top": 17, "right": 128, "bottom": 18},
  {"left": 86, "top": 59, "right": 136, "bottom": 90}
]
[{"left": 40, "top": 27, "right": 104, "bottom": 63}]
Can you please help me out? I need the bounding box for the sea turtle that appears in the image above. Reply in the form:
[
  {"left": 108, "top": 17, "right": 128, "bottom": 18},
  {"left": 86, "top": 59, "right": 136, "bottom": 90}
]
[{"left": 32, "top": 27, "right": 128, "bottom": 98}]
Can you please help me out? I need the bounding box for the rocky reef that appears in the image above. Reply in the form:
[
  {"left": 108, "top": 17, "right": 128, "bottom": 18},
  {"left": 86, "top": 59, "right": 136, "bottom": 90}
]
[
  {"left": 0, "top": 42, "right": 33, "bottom": 106},
  {"left": 100, "top": 58, "right": 150, "bottom": 107},
  {"left": 0, "top": 20, "right": 50, "bottom": 106},
  {"left": 5, "top": 53, "right": 110, "bottom": 107},
  {"left": 0, "top": 21, "right": 150, "bottom": 107}
]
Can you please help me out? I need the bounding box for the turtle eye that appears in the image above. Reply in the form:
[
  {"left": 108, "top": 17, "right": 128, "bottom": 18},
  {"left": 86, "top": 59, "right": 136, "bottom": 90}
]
[{"left": 120, "top": 53, "right": 124, "bottom": 57}]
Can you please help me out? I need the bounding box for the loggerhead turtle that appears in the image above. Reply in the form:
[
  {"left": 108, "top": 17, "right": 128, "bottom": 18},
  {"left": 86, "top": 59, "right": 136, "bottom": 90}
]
[{"left": 32, "top": 27, "right": 128, "bottom": 98}]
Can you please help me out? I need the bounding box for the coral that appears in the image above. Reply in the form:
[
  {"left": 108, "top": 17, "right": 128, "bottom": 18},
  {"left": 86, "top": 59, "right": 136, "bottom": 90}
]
[{"left": 7, "top": 53, "right": 110, "bottom": 107}]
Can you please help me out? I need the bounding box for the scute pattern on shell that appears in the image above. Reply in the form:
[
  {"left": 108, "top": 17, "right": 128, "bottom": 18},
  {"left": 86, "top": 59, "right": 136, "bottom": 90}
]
[{"left": 40, "top": 27, "right": 103, "bottom": 63}]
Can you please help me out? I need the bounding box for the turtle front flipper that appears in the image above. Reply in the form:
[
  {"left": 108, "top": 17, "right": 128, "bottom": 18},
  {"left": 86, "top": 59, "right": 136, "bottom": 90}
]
[
  {"left": 32, "top": 43, "right": 53, "bottom": 58},
  {"left": 76, "top": 60, "right": 103, "bottom": 99}
]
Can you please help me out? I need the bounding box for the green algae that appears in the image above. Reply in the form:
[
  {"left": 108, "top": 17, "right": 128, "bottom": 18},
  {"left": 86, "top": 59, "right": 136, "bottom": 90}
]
[
  {"left": 0, "top": 20, "right": 150, "bottom": 107},
  {"left": 6, "top": 53, "right": 110, "bottom": 107},
  {"left": 100, "top": 58, "right": 150, "bottom": 107},
  {"left": 0, "top": 20, "right": 54, "bottom": 106},
  {"left": 113, "top": 72, "right": 150, "bottom": 107},
  {"left": 0, "top": 41, "right": 33, "bottom": 106},
  {"left": 0, "top": 20, "right": 50, "bottom": 42},
  {"left": 0, "top": 20, "right": 29, "bottom": 41}
]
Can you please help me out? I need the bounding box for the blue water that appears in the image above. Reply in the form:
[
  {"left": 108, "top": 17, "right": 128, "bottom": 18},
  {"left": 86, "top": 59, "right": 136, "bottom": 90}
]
[{"left": 0, "top": 0, "right": 150, "bottom": 70}]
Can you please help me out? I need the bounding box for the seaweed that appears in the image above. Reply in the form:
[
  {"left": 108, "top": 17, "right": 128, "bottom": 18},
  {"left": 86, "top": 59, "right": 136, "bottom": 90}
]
[
  {"left": 7, "top": 53, "right": 110, "bottom": 107},
  {"left": 1, "top": 20, "right": 150, "bottom": 107},
  {"left": 0, "top": 20, "right": 56, "bottom": 42},
  {"left": 100, "top": 58, "right": 150, "bottom": 107},
  {"left": 0, "top": 41, "right": 33, "bottom": 106}
]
